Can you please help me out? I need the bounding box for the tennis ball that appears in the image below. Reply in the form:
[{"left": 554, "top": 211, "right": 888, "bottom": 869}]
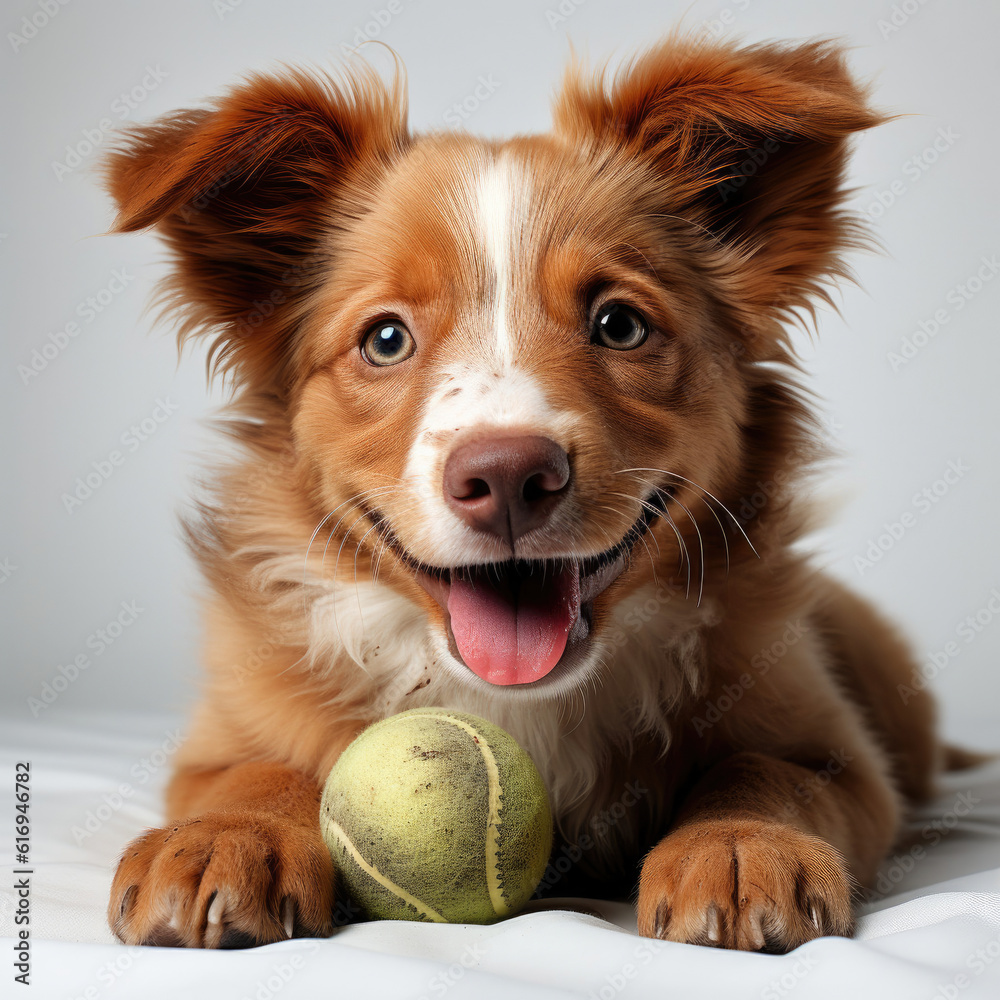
[{"left": 320, "top": 708, "right": 553, "bottom": 924}]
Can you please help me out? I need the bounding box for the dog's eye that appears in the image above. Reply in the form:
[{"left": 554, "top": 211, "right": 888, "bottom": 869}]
[
  {"left": 591, "top": 303, "right": 648, "bottom": 351},
  {"left": 361, "top": 321, "right": 414, "bottom": 366}
]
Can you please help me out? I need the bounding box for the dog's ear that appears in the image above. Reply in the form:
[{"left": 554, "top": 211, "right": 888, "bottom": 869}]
[
  {"left": 104, "top": 66, "right": 408, "bottom": 388},
  {"left": 553, "top": 37, "right": 883, "bottom": 329}
]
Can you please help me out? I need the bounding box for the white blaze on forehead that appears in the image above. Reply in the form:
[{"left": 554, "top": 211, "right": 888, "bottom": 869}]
[
  {"left": 394, "top": 152, "right": 573, "bottom": 566},
  {"left": 472, "top": 155, "right": 533, "bottom": 367},
  {"left": 418, "top": 362, "right": 570, "bottom": 436}
]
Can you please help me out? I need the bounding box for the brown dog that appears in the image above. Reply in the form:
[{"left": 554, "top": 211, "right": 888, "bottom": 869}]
[{"left": 104, "top": 34, "right": 946, "bottom": 952}]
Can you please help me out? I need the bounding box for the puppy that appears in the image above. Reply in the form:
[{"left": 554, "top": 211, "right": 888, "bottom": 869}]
[{"left": 103, "top": 34, "right": 945, "bottom": 952}]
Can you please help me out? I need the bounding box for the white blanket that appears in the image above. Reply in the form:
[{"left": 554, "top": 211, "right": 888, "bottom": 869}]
[{"left": 3, "top": 711, "right": 999, "bottom": 999}]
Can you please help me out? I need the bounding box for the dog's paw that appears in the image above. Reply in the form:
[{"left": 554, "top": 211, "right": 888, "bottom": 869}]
[
  {"left": 636, "top": 819, "right": 853, "bottom": 952},
  {"left": 108, "top": 811, "right": 336, "bottom": 948}
]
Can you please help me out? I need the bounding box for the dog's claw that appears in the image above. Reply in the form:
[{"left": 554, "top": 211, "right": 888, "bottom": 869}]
[
  {"left": 203, "top": 889, "right": 228, "bottom": 948},
  {"left": 282, "top": 896, "right": 295, "bottom": 939},
  {"left": 704, "top": 902, "right": 722, "bottom": 944},
  {"left": 207, "top": 890, "right": 226, "bottom": 927},
  {"left": 119, "top": 884, "right": 137, "bottom": 921},
  {"left": 746, "top": 909, "right": 766, "bottom": 951}
]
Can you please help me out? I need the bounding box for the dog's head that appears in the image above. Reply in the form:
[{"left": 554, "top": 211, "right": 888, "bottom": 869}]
[{"left": 105, "top": 37, "right": 880, "bottom": 697}]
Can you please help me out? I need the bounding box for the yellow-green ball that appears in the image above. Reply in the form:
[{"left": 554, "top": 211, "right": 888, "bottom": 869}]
[{"left": 320, "top": 708, "right": 553, "bottom": 924}]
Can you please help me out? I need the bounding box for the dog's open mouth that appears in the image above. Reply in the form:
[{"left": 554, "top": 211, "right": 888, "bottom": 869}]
[{"left": 366, "top": 490, "right": 667, "bottom": 687}]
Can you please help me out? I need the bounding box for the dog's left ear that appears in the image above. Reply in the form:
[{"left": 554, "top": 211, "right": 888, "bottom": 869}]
[{"left": 554, "top": 37, "right": 884, "bottom": 325}]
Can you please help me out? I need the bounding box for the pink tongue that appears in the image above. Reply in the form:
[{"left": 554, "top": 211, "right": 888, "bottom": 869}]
[{"left": 447, "top": 564, "right": 580, "bottom": 685}]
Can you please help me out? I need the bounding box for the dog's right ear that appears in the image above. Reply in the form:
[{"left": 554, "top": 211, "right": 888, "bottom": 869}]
[{"left": 104, "top": 65, "right": 408, "bottom": 389}]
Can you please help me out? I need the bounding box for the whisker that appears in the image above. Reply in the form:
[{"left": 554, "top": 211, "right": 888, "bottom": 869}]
[
  {"left": 302, "top": 486, "right": 401, "bottom": 616},
  {"left": 660, "top": 507, "right": 691, "bottom": 599},
  {"left": 699, "top": 495, "right": 730, "bottom": 576},
  {"left": 604, "top": 491, "right": 663, "bottom": 586},
  {"left": 304, "top": 487, "right": 397, "bottom": 577},
  {"left": 328, "top": 508, "right": 382, "bottom": 666},
  {"left": 609, "top": 485, "right": 689, "bottom": 587},
  {"left": 594, "top": 501, "right": 645, "bottom": 553},
  {"left": 670, "top": 494, "right": 705, "bottom": 608},
  {"left": 351, "top": 520, "right": 388, "bottom": 630},
  {"left": 608, "top": 492, "right": 662, "bottom": 559},
  {"left": 636, "top": 532, "right": 659, "bottom": 586},
  {"left": 612, "top": 474, "right": 707, "bottom": 605},
  {"left": 613, "top": 467, "right": 759, "bottom": 559},
  {"left": 367, "top": 500, "right": 424, "bottom": 586},
  {"left": 371, "top": 532, "right": 390, "bottom": 586}
]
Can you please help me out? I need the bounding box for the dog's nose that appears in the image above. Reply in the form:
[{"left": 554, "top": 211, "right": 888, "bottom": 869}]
[{"left": 443, "top": 434, "right": 570, "bottom": 546}]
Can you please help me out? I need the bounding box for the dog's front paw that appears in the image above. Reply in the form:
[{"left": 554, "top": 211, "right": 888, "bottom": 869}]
[
  {"left": 636, "top": 819, "right": 853, "bottom": 952},
  {"left": 109, "top": 811, "right": 336, "bottom": 947}
]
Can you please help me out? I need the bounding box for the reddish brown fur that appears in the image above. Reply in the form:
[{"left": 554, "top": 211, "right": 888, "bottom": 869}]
[{"left": 103, "top": 35, "right": 948, "bottom": 952}]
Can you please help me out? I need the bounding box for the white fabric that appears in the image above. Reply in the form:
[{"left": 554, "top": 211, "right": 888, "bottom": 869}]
[{"left": 2, "top": 711, "right": 999, "bottom": 999}]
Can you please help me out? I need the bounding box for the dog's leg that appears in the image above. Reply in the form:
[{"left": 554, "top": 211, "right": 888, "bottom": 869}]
[
  {"left": 636, "top": 747, "right": 900, "bottom": 951},
  {"left": 108, "top": 761, "right": 335, "bottom": 948}
]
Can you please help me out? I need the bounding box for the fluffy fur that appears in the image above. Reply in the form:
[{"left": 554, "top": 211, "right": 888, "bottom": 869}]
[{"left": 104, "top": 34, "right": 950, "bottom": 952}]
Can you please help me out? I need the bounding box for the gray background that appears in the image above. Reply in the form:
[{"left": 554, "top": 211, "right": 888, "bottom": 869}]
[{"left": 2, "top": 0, "right": 997, "bottom": 745}]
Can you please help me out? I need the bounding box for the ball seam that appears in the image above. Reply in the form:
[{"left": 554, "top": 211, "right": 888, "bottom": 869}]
[
  {"left": 322, "top": 815, "right": 447, "bottom": 923},
  {"left": 400, "top": 711, "right": 511, "bottom": 917}
]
